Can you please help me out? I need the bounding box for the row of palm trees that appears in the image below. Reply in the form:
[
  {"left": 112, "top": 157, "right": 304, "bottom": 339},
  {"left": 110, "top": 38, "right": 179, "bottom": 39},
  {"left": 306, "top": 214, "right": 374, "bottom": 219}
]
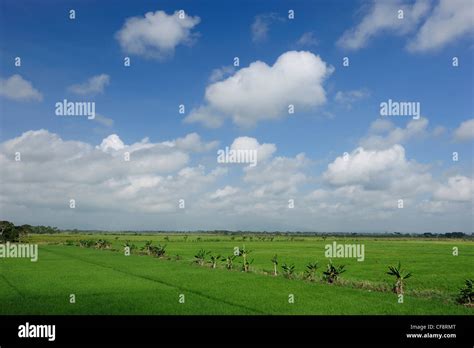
[{"left": 192, "top": 248, "right": 415, "bottom": 294}]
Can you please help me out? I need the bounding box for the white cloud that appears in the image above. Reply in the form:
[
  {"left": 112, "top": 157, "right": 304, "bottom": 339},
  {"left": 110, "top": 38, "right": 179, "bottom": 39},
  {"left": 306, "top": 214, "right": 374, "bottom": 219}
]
[
  {"left": 230, "top": 136, "right": 276, "bottom": 163},
  {"left": 337, "top": 0, "right": 430, "bottom": 50},
  {"left": 68, "top": 74, "right": 110, "bottom": 95},
  {"left": 98, "top": 134, "right": 125, "bottom": 152},
  {"left": 407, "top": 0, "right": 474, "bottom": 52},
  {"left": 244, "top": 153, "right": 308, "bottom": 197},
  {"left": 433, "top": 175, "right": 473, "bottom": 202},
  {"left": 360, "top": 118, "right": 429, "bottom": 149},
  {"left": 115, "top": 10, "right": 200, "bottom": 59},
  {"left": 165, "top": 133, "right": 219, "bottom": 152},
  {"left": 334, "top": 88, "right": 370, "bottom": 108},
  {"left": 251, "top": 13, "right": 284, "bottom": 42},
  {"left": 185, "top": 51, "right": 334, "bottom": 127},
  {"left": 296, "top": 31, "right": 318, "bottom": 46},
  {"left": 210, "top": 185, "right": 239, "bottom": 199},
  {"left": 209, "top": 66, "right": 235, "bottom": 83},
  {"left": 0, "top": 130, "right": 225, "bottom": 222},
  {"left": 0, "top": 75, "right": 43, "bottom": 101},
  {"left": 0, "top": 129, "right": 471, "bottom": 232},
  {"left": 453, "top": 118, "right": 474, "bottom": 142},
  {"left": 369, "top": 119, "right": 395, "bottom": 133},
  {"left": 323, "top": 144, "right": 432, "bottom": 193}
]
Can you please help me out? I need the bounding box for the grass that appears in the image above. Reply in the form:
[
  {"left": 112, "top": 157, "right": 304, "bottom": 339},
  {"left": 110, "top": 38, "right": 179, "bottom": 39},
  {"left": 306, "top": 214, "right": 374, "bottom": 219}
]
[{"left": 0, "top": 233, "right": 472, "bottom": 315}]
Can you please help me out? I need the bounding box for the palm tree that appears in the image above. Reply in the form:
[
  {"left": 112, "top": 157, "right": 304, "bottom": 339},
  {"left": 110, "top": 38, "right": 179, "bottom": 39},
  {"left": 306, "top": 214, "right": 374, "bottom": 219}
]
[
  {"left": 194, "top": 249, "right": 209, "bottom": 266},
  {"left": 271, "top": 254, "right": 278, "bottom": 276},
  {"left": 281, "top": 263, "right": 295, "bottom": 279},
  {"left": 153, "top": 244, "right": 167, "bottom": 258},
  {"left": 222, "top": 255, "right": 236, "bottom": 270},
  {"left": 123, "top": 240, "right": 136, "bottom": 250},
  {"left": 209, "top": 254, "right": 221, "bottom": 269},
  {"left": 304, "top": 262, "right": 319, "bottom": 282},
  {"left": 387, "top": 262, "right": 412, "bottom": 295},
  {"left": 323, "top": 260, "right": 346, "bottom": 284},
  {"left": 141, "top": 240, "right": 153, "bottom": 255},
  {"left": 239, "top": 245, "right": 252, "bottom": 272}
]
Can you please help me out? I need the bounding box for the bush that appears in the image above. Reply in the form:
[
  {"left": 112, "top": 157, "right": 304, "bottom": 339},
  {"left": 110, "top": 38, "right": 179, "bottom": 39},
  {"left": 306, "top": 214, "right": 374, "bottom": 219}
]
[
  {"left": 457, "top": 279, "right": 474, "bottom": 305},
  {"left": 323, "top": 261, "right": 346, "bottom": 284},
  {"left": 281, "top": 263, "right": 295, "bottom": 279}
]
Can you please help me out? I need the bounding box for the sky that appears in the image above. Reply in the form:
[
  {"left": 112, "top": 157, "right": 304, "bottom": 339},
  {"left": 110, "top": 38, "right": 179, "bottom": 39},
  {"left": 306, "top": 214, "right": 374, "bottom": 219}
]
[{"left": 0, "top": 0, "right": 473, "bottom": 232}]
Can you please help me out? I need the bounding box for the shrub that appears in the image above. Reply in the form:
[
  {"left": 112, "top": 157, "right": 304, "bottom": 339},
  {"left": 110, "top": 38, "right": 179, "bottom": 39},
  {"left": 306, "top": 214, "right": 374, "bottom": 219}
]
[
  {"left": 304, "top": 262, "right": 319, "bottom": 282},
  {"left": 150, "top": 244, "right": 166, "bottom": 258},
  {"left": 281, "top": 263, "right": 295, "bottom": 279},
  {"left": 457, "top": 279, "right": 474, "bottom": 305},
  {"left": 323, "top": 260, "right": 346, "bottom": 284},
  {"left": 194, "top": 249, "right": 209, "bottom": 266}
]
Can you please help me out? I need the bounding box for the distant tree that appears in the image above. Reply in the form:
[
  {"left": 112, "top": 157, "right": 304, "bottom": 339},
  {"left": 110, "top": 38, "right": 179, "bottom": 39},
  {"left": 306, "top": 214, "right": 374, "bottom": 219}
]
[{"left": 0, "top": 221, "right": 17, "bottom": 242}]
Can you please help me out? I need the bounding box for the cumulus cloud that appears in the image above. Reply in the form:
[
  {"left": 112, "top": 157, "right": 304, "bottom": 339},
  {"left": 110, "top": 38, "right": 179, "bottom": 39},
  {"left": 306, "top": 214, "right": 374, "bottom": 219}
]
[
  {"left": 0, "top": 128, "right": 471, "bottom": 232},
  {"left": 68, "top": 74, "right": 110, "bottom": 95},
  {"left": 407, "top": 0, "right": 474, "bottom": 52},
  {"left": 251, "top": 13, "right": 284, "bottom": 42},
  {"left": 453, "top": 119, "right": 474, "bottom": 142},
  {"left": 115, "top": 10, "right": 200, "bottom": 59},
  {"left": 185, "top": 51, "right": 334, "bottom": 127},
  {"left": 0, "top": 75, "right": 43, "bottom": 101},
  {"left": 244, "top": 153, "right": 308, "bottom": 197},
  {"left": 323, "top": 144, "right": 432, "bottom": 193},
  {"left": 230, "top": 136, "right": 276, "bottom": 163},
  {"left": 337, "top": 0, "right": 430, "bottom": 50},
  {"left": 433, "top": 175, "right": 473, "bottom": 202},
  {"left": 0, "top": 130, "right": 225, "bottom": 222},
  {"left": 360, "top": 118, "right": 429, "bottom": 150}
]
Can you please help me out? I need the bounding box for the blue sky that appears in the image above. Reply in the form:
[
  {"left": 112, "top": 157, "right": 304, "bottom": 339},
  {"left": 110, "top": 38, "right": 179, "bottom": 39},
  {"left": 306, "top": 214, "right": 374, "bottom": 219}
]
[{"left": 0, "top": 0, "right": 473, "bottom": 232}]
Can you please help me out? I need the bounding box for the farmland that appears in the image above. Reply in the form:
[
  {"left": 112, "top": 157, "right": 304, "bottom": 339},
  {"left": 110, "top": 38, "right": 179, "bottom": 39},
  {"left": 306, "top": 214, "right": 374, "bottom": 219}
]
[{"left": 0, "top": 233, "right": 473, "bottom": 315}]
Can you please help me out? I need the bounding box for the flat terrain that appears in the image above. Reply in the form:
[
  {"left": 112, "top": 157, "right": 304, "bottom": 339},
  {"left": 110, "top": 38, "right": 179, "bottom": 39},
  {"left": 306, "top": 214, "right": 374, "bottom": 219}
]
[{"left": 0, "top": 234, "right": 472, "bottom": 315}]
